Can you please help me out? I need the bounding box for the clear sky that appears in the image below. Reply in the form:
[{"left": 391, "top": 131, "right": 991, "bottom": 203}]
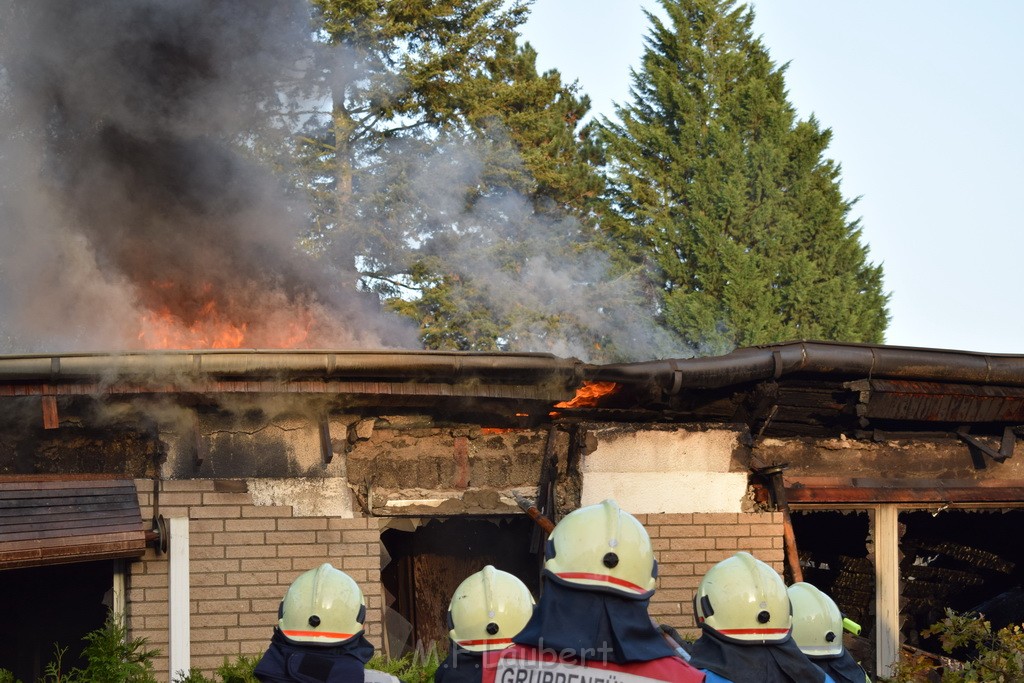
[{"left": 522, "top": 1, "right": 1024, "bottom": 355}]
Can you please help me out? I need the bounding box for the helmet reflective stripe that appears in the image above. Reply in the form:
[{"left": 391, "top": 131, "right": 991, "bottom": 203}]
[
  {"left": 715, "top": 628, "right": 793, "bottom": 637},
  {"left": 788, "top": 582, "right": 844, "bottom": 657},
  {"left": 544, "top": 499, "right": 657, "bottom": 599},
  {"left": 553, "top": 571, "right": 652, "bottom": 595},
  {"left": 448, "top": 565, "right": 534, "bottom": 652},
  {"left": 281, "top": 630, "right": 356, "bottom": 641},
  {"left": 694, "top": 551, "right": 792, "bottom": 644},
  {"left": 455, "top": 637, "right": 514, "bottom": 648}
]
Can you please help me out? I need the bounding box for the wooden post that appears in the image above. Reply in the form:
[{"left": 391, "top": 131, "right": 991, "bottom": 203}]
[{"left": 874, "top": 505, "right": 901, "bottom": 678}]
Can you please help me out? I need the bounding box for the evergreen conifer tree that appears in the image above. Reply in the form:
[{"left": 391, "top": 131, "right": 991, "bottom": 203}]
[{"left": 601, "top": 0, "right": 889, "bottom": 353}]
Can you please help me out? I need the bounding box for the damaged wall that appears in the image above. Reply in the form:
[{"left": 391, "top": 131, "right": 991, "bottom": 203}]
[{"left": 579, "top": 424, "right": 751, "bottom": 513}]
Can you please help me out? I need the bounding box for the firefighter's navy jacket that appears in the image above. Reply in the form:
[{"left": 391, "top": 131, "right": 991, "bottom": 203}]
[
  {"left": 687, "top": 628, "right": 835, "bottom": 683},
  {"left": 479, "top": 579, "right": 704, "bottom": 682},
  {"left": 254, "top": 629, "right": 398, "bottom": 683}
]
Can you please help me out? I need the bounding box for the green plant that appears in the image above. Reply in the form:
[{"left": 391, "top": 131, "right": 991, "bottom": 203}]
[
  {"left": 40, "top": 644, "right": 69, "bottom": 683},
  {"left": 0, "top": 668, "right": 24, "bottom": 683},
  {"left": 367, "top": 648, "right": 441, "bottom": 683},
  {"left": 213, "top": 655, "right": 260, "bottom": 683},
  {"left": 48, "top": 613, "right": 159, "bottom": 683},
  {"left": 172, "top": 668, "right": 212, "bottom": 683},
  {"left": 885, "top": 609, "right": 1024, "bottom": 682}
]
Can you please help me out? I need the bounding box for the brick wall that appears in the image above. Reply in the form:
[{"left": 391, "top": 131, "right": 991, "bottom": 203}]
[
  {"left": 641, "top": 511, "right": 785, "bottom": 638},
  {"left": 132, "top": 479, "right": 384, "bottom": 680},
  {"left": 128, "top": 479, "right": 784, "bottom": 679}
]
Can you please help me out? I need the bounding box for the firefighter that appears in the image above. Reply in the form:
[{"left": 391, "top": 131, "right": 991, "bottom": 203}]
[
  {"left": 435, "top": 565, "right": 535, "bottom": 683},
  {"left": 254, "top": 563, "right": 399, "bottom": 683},
  {"left": 688, "top": 551, "right": 836, "bottom": 683},
  {"left": 788, "top": 582, "right": 870, "bottom": 683},
  {"left": 481, "top": 499, "right": 705, "bottom": 683}
]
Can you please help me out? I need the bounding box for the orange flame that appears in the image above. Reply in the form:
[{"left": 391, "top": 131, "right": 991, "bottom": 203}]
[
  {"left": 553, "top": 381, "right": 619, "bottom": 410},
  {"left": 138, "top": 304, "right": 248, "bottom": 349},
  {"left": 135, "top": 283, "right": 316, "bottom": 350}
]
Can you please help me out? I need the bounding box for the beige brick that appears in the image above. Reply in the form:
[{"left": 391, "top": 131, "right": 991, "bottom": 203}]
[
  {"left": 705, "top": 523, "right": 750, "bottom": 537},
  {"left": 227, "top": 626, "right": 271, "bottom": 642},
  {"left": 240, "top": 557, "right": 292, "bottom": 572},
  {"left": 226, "top": 571, "right": 279, "bottom": 586},
  {"left": 715, "top": 536, "right": 739, "bottom": 550},
  {"left": 668, "top": 537, "right": 716, "bottom": 551},
  {"left": 225, "top": 517, "right": 277, "bottom": 531},
  {"left": 276, "top": 543, "right": 326, "bottom": 557},
  {"left": 340, "top": 527, "right": 380, "bottom": 543},
  {"left": 340, "top": 555, "right": 380, "bottom": 570},
  {"left": 331, "top": 517, "right": 372, "bottom": 530},
  {"left": 197, "top": 598, "right": 250, "bottom": 614},
  {"left": 277, "top": 517, "right": 329, "bottom": 531},
  {"left": 191, "top": 572, "right": 227, "bottom": 586},
  {"left": 191, "top": 558, "right": 241, "bottom": 573},
  {"left": 191, "top": 505, "right": 242, "bottom": 519},
  {"left": 191, "top": 545, "right": 227, "bottom": 560},
  {"left": 130, "top": 572, "right": 166, "bottom": 590},
  {"left": 266, "top": 531, "right": 318, "bottom": 544},
  {"left": 647, "top": 513, "right": 695, "bottom": 525},
  {"left": 192, "top": 640, "right": 241, "bottom": 656},
  {"left": 659, "top": 524, "right": 706, "bottom": 538},
  {"left": 251, "top": 597, "right": 283, "bottom": 613},
  {"left": 241, "top": 504, "right": 294, "bottom": 518},
  {"left": 227, "top": 543, "right": 279, "bottom": 559},
  {"left": 694, "top": 512, "right": 739, "bottom": 524},
  {"left": 190, "top": 532, "right": 215, "bottom": 546},
  {"left": 191, "top": 627, "right": 229, "bottom": 642},
  {"left": 214, "top": 531, "right": 267, "bottom": 545},
  {"left": 193, "top": 586, "right": 240, "bottom": 600},
  {"left": 658, "top": 549, "right": 703, "bottom": 564},
  {"left": 240, "top": 584, "right": 288, "bottom": 599}
]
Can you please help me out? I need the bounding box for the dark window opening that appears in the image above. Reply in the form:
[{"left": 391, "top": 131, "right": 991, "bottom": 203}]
[
  {"left": 900, "top": 509, "right": 1024, "bottom": 653},
  {"left": 794, "top": 507, "right": 1024, "bottom": 667},
  {"left": 0, "top": 560, "right": 113, "bottom": 681},
  {"left": 792, "top": 510, "right": 876, "bottom": 680},
  {"left": 380, "top": 517, "right": 540, "bottom": 657},
  {"left": 792, "top": 511, "right": 874, "bottom": 635}
]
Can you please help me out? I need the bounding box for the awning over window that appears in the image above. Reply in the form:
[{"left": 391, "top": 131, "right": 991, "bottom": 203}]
[{"left": 0, "top": 476, "right": 147, "bottom": 570}]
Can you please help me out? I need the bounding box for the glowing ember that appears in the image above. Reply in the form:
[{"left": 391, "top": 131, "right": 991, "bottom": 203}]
[{"left": 553, "top": 381, "right": 619, "bottom": 409}]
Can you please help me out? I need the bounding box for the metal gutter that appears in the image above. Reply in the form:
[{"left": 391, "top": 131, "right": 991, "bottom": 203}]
[
  {"left": 0, "top": 349, "right": 586, "bottom": 386},
  {"left": 3, "top": 341, "right": 1024, "bottom": 397},
  {"left": 586, "top": 341, "right": 1024, "bottom": 392}
]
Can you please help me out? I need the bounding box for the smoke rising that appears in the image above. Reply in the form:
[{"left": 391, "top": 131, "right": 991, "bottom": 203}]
[
  {"left": 0, "top": 0, "right": 418, "bottom": 353},
  {"left": 0, "top": 1, "right": 691, "bottom": 362}
]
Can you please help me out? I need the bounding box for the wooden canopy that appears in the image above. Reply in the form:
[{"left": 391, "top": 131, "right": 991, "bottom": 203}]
[{"left": 0, "top": 476, "right": 147, "bottom": 570}]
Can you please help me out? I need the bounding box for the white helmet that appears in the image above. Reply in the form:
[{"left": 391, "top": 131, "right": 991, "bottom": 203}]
[
  {"left": 544, "top": 499, "right": 657, "bottom": 599},
  {"left": 448, "top": 565, "right": 535, "bottom": 652},
  {"left": 278, "top": 563, "right": 366, "bottom": 645},
  {"left": 694, "top": 551, "right": 792, "bottom": 644},
  {"left": 788, "top": 582, "right": 844, "bottom": 657}
]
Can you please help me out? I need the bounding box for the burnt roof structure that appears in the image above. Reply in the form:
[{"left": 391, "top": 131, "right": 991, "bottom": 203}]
[{"left": 2, "top": 341, "right": 1023, "bottom": 440}]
